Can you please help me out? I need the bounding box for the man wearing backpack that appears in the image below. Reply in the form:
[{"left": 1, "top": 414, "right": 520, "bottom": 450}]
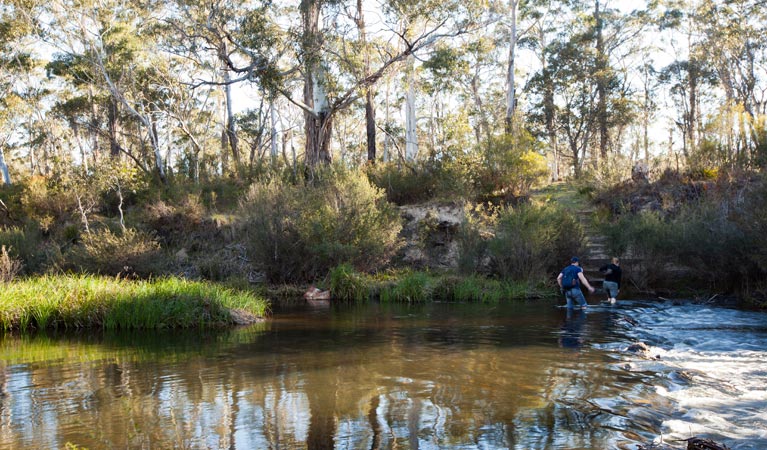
[{"left": 557, "top": 257, "right": 595, "bottom": 309}]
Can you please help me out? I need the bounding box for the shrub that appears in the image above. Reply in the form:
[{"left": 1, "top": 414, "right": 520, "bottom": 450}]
[
  {"left": 20, "top": 176, "right": 76, "bottom": 233},
  {"left": 600, "top": 184, "right": 767, "bottom": 292},
  {"left": 366, "top": 160, "right": 473, "bottom": 205},
  {"left": 241, "top": 166, "right": 403, "bottom": 283},
  {"left": 378, "top": 270, "right": 432, "bottom": 302},
  {"left": 0, "top": 225, "right": 45, "bottom": 272},
  {"left": 142, "top": 194, "right": 206, "bottom": 245},
  {"left": 67, "top": 228, "right": 164, "bottom": 277},
  {"left": 0, "top": 245, "right": 23, "bottom": 282},
  {"left": 328, "top": 263, "right": 369, "bottom": 302},
  {"left": 472, "top": 133, "right": 548, "bottom": 200},
  {"left": 457, "top": 203, "right": 583, "bottom": 282}
]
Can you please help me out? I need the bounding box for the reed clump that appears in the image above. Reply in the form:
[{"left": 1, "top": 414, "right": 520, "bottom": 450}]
[
  {"left": 0, "top": 275, "right": 269, "bottom": 331},
  {"left": 327, "top": 265, "right": 553, "bottom": 304}
]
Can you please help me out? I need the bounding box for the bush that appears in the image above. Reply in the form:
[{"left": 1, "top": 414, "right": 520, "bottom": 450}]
[
  {"left": 472, "top": 133, "right": 548, "bottom": 200},
  {"left": 241, "top": 166, "right": 403, "bottom": 283},
  {"left": 599, "top": 178, "right": 767, "bottom": 293},
  {"left": 328, "top": 263, "right": 369, "bottom": 302},
  {"left": 20, "top": 176, "right": 76, "bottom": 233},
  {"left": 0, "top": 245, "right": 23, "bottom": 282},
  {"left": 457, "top": 203, "right": 583, "bottom": 282},
  {"left": 0, "top": 225, "right": 45, "bottom": 272},
  {"left": 67, "top": 228, "right": 164, "bottom": 277},
  {"left": 142, "top": 194, "right": 206, "bottom": 245},
  {"left": 366, "top": 159, "right": 474, "bottom": 205}
]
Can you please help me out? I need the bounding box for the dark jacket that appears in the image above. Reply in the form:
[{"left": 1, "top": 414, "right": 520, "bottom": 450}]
[{"left": 599, "top": 263, "right": 622, "bottom": 287}]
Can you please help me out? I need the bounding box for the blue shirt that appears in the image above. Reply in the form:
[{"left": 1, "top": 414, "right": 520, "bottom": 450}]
[{"left": 561, "top": 265, "right": 583, "bottom": 290}]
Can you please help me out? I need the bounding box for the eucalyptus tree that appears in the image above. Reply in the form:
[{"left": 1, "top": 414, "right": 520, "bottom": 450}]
[
  {"left": 0, "top": 1, "right": 36, "bottom": 185},
  {"left": 23, "top": 0, "right": 173, "bottom": 181},
  {"left": 161, "top": 0, "right": 285, "bottom": 177},
  {"left": 290, "top": 0, "right": 483, "bottom": 167},
  {"left": 525, "top": 0, "right": 645, "bottom": 177},
  {"left": 696, "top": 0, "right": 767, "bottom": 167},
  {"left": 653, "top": 0, "right": 718, "bottom": 160}
]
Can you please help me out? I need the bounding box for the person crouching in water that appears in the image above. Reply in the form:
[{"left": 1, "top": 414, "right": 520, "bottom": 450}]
[
  {"left": 599, "top": 257, "right": 622, "bottom": 304},
  {"left": 557, "top": 257, "right": 595, "bottom": 309}
]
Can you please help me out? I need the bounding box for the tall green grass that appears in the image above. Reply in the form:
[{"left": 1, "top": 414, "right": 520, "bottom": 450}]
[
  {"left": 0, "top": 275, "right": 269, "bottom": 331},
  {"left": 327, "top": 265, "right": 556, "bottom": 303}
]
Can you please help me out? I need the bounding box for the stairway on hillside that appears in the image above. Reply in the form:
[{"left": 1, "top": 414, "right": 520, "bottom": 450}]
[{"left": 575, "top": 208, "right": 611, "bottom": 293}]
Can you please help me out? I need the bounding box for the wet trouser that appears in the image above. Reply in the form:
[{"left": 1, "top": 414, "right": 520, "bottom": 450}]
[
  {"left": 564, "top": 288, "right": 588, "bottom": 308},
  {"left": 603, "top": 281, "right": 619, "bottom": 299}
]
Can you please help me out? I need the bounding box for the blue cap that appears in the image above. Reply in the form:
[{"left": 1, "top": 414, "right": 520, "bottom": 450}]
[{"left": 571, "top": 257, "right": 580, "bottom": 263}]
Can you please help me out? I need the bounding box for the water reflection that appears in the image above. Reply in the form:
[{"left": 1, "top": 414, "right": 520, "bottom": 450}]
[
  {"left": 1, "top": 301, "right": 758, "bottom": 449},
  {"left": 558, "top": 308, "right": 587, "bottom": 350}
]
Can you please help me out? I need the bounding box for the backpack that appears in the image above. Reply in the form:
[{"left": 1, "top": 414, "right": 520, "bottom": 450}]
[{"left": 561, "top": 267, "right": 579, "bottom": 290}]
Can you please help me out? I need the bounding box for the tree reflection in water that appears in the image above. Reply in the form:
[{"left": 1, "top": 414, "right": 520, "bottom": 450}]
[{"left": 0, "top": 302, "right": 662, "bottom": 449}]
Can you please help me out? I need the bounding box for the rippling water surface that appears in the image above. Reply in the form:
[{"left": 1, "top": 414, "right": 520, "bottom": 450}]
[{"left": 0, "top": 300, "right": 765, "bottom": 449}]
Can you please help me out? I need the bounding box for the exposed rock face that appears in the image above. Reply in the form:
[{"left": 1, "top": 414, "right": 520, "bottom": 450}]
[{"left": 397, "top": 202, "right": 465, "bottom": 269}]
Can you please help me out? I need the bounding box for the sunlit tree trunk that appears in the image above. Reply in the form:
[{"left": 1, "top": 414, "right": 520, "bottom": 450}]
[
  {"left": 405, "top": 54, "right": 418, "bottom": 161},
  {"left": 0, "top": 147, "right": 10, "bottom": 185},
  {"left": 302, "top": 0, "right": 333, "bottom": 167},
  {"left": 505, "top": 0, "right": 519, "bottom": 134},
  {"left": 219, "top": 45, "right": 240, "bottom": 174},
  {"left": 595, "top": 0, "right": 608, "bottom": 162}
]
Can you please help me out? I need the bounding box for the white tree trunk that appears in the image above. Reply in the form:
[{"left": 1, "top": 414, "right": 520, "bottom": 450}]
[
  {"left": 270, "top": 99, "right": 279, "bottom": 159},
  {"left": 405, "top": 55, "right": 418, "bottom": 161},
  {"left": 383, "top": 77, "right": 390, "bottom": 162},
  {"left": 0, "top": 148, "right": 11, "bottom": 185},
  {"left": 505, "top": 0, "right": 518, "bottom": 133}
]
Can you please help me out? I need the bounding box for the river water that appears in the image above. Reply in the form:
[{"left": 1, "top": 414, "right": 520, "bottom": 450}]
[{"left": 0, "top": 299, "right": 765, "bottom": 449}]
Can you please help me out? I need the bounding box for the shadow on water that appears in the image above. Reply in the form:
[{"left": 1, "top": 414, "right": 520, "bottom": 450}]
[{"left": 0, "top": 299, "right": 764, "bottom": 449}]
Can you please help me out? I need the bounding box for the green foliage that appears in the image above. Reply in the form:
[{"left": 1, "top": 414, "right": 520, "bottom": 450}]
[
  {"left": 366, "top": 137, "right": 547, "bottom": 206},
  {"left": 328, "top": 263, "right": 369, "bottom": 302},
  {"left": 67, "top": 228, "right": 164, "bottom": 277},
  {"left": 326, "top": 267, "right": 555, "bottom": 303},
  {"left": 378, "top": 270, "right": 432, "bottom": 303},
  {"left": 20, "top": 176, "right": 76, "bottom": 233},
  {"left": 0, "top": 245, "right": 22, "bottom": 282},
  {"left": 599, "top": 174, "right": 767, "bottom": 293},
  {"left": 142, "top": 194, "right": 206, "bottom": 245},
  {"left": 0, "top": 225, "right": 45, "bottom": 272},
  {"left": 365, "top": 160, "right": 474, "bottom": 205},
  {"left": 474, "top": 134, "right": 548, "bottom": 201},
  {"left": 241, "top": 166, "right": 403, "bottom": 283},
  {"left": 457, "top": 202, "right": 583, "bottom": 281},
  {"left": 0, "top": 275, "right": 268, "bottom": 331}
]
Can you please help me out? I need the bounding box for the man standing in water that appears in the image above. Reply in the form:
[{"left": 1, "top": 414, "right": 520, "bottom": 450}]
[
  {"left": 599, "top": 257, "right": 622, "bottom": 304},
  {"left": 557, "top": 257, "right": 595, "bottom": 309}
]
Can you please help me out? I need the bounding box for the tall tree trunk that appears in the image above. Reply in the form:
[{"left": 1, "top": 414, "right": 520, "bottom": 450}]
[
  {"left": 505, "top": 0, "right": 519, "bottom": 134},
  {"left": 405, "top": 54, "right": 418, "bottom": 161},
  {"left": 219, "top": 46, "right": 240, "bottom": 175},
  {"left": 595, "top": 0, "right": 609, "bottom": 162},
  {"left": 687, "top": 60, "right": 698, "bottom": 157},
  {"left": 302, "top": 0, "right": 333, "bottom": 167},
  {"left": 88, "top": 87, "right": 101, "bottom": 168},
  {"left": 270, "top": 97, "right": 279, "bottom": 161},
  {"left": 108, "top": 97, "right": 122, "bottom": 158},
  {"left": 642, "top": 64, "right": 651, "bottom": 164},
  {"left": 0, "top": 147, "right": 11, "bottom": 185},
  {"left": 356, "top": 0, "right": 377, "bottom": 163},
  {"left": 383, "top": 76, "right": 391, "bottom": 162},
  {"left": 472, "top": 73, "right": 492, "bottom": 144}
]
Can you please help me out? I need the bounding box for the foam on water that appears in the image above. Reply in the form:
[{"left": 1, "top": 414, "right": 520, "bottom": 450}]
[{"left": 620, "top": 301, "right": 767, "bottom": 448}]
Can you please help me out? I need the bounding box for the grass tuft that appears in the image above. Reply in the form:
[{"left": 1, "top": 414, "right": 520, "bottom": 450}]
[{"left": 0, "top": 275, "right": 269, "bottom": 331}]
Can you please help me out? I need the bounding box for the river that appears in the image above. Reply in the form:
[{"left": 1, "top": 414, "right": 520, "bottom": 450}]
[{"left": 0, "top": 299, "right": 765, "bottom": 449}]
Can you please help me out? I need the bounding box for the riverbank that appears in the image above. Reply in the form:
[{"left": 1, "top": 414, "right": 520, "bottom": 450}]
[{"left": 0, "top": 275, "right": 269, "bottom": 331}]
